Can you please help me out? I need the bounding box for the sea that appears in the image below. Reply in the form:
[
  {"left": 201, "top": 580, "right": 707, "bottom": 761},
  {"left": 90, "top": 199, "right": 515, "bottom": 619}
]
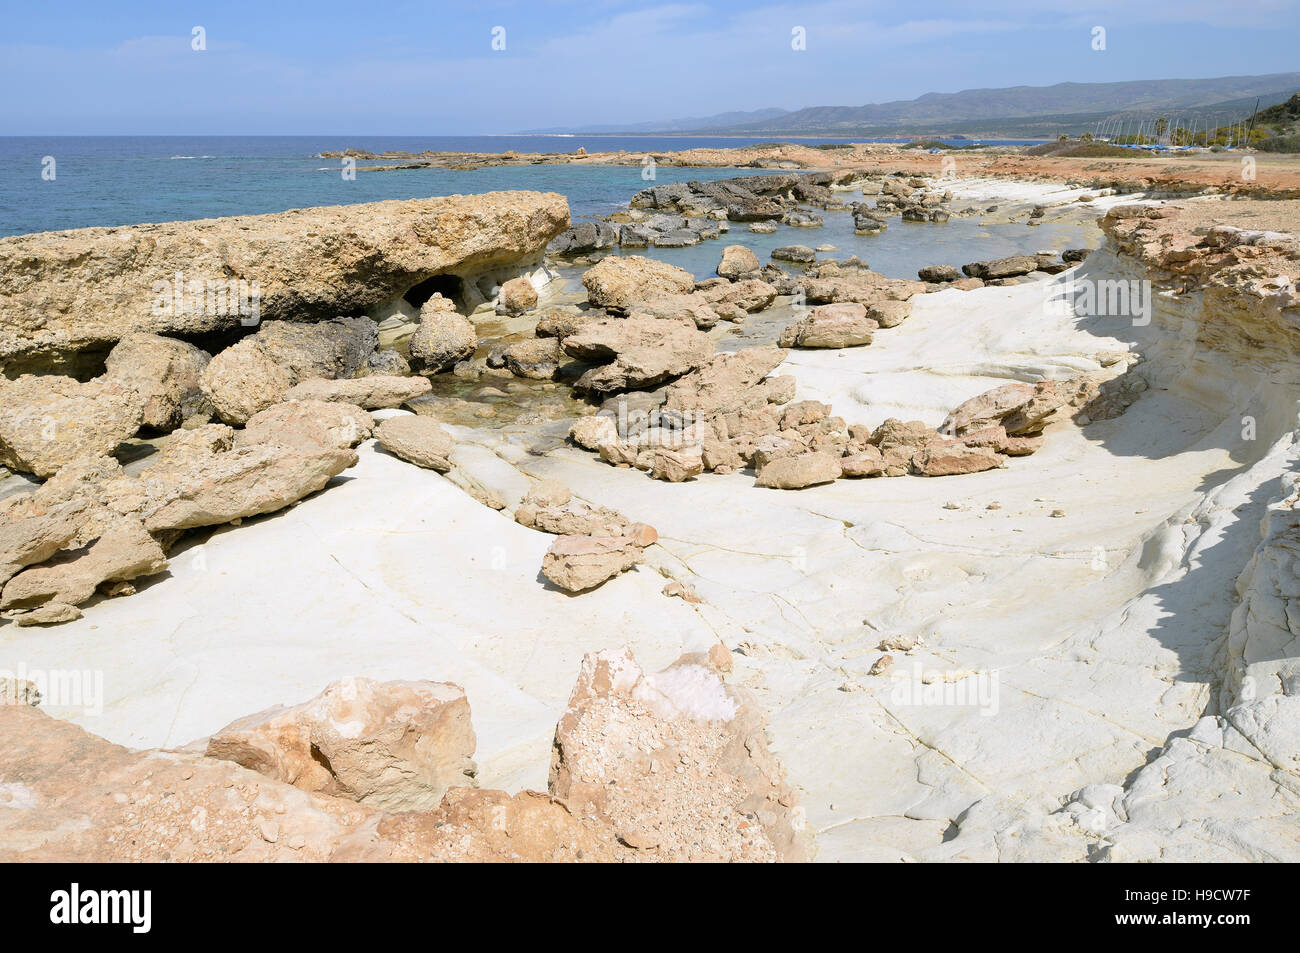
[{"left": 0, "top": 135, "right": 1079, "bottom": 281}]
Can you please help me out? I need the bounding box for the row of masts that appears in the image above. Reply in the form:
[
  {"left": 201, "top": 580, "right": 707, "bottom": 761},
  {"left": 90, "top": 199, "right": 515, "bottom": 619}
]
[{"left": 1087, "top": 98, "right": 1261, "bottom": 148}]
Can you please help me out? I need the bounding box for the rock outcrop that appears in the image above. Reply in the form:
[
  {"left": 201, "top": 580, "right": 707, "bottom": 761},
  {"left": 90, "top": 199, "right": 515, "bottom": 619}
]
[{"left": 0, "top": 191, "right": 570, "bottom": 372}]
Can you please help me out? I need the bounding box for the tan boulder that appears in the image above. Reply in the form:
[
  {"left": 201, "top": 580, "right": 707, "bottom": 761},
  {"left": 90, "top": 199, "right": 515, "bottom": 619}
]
[
  {"left": 0, "top": 375, "right": 144, "bottom": 478},
  {"left": 911, "top": 443, "right": 1005, "bottom": 476},
  {"left": 779, "top": 303, "right": 876, "bottom": 348},
  {"left": 206, "top": 677, "right": 477, "bottom": 812},
  {"left": 496, "top": 276, "right": 538, "bottom": 314},
  {"left": 563, "top": 316, "right": 713, "bottom": 394},
  {"left": 550, "top": 648, "right": 806, "bottom": 862},
  {"left": 408, "top": 305, "right": 477, "bottom": 373},
  {"left": 104, "top": 332, "right": 212, "bottom": 431},
  {"left": 755, "top": 451, "right": 842, "bottom": 489},
  {"left": 1, "top": 519, "right": 167, "bottom": 611},
  {"left": 235, "top": 399, "right": 373, "bottom": 453},
  {"left": 582, "top": 256, "right": 695, "bottom": 311},
  {"left": 717, "top": 244, "right": 761, "bottom": 280},
  {"left": 199, "top": 317, "right": 379, "bottom": 424},
  {"left": 541, "top": 535, "right": 643, "bottom": 592},
  {"left": 374, "top": 415, "right": 455, "bottom": 472},
  {"left": 283, "top": 375, "right": 431, "bottom": 409}
]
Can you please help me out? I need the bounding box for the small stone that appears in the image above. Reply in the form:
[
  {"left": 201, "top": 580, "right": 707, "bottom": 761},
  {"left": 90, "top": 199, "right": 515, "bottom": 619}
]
[{"left": 869, "top": 655, "right": 894, "bottom": 676}]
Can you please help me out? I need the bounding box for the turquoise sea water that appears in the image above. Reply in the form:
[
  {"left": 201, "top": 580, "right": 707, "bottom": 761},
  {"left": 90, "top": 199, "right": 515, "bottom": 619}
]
[{"left": 0, "top": 135, "right": 1089, "bottom": 282}]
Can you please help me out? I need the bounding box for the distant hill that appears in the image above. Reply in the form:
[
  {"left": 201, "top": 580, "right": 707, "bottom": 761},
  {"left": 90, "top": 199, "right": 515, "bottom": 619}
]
[
  {"left": 531, "top": 73, "right": 1300, "bottom": 139},
  {"left": 521, "top": 108, "right": 791, "bottom": 135}
]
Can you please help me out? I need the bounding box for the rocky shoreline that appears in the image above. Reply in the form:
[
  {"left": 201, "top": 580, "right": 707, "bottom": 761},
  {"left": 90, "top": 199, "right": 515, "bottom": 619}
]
[{"left": 2, "top": 161, "right": 1300, "bottom": 861}]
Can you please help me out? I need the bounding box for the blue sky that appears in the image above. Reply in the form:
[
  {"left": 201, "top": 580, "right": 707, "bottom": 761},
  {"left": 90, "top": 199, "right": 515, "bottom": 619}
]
[{"left": 2, "top": 0, "right": 1298, "bottom": 134}]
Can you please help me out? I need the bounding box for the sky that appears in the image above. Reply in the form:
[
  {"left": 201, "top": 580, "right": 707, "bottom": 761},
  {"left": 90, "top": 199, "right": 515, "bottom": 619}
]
[{"left": 2, "top": 0, "right": 1298, "bottom": 134}]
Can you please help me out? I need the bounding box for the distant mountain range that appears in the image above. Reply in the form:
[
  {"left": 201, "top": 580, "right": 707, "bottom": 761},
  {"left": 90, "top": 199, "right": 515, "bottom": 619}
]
[
  {"left": 522, "top": 73, "right": 1300, "bottom": 139},
  {"left": 522, "top": 108, "right": 793, "bottom": 135}
]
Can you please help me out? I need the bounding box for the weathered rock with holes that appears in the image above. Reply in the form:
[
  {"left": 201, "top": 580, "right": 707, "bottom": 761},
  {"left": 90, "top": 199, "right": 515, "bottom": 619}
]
[
  {"left": 282, "top": 375, "right": 431, "bottom": 409},
  {"left": 206, "top": 677, "right": 477, "bottom": 812},
  {"left": 104, "top": 333, "right": 212, "bottom": 431},
  {"left": 199, "top": 317, "right": 379, "bottom": 425},
  {"left": 582, "top": 256, "right": 696, "bottom": 312},
  {"left": 700, "top": 278, "right": 778, "bottom": 313},
  {"left": 374, "top": 415, "right": 455, "bottom": 472}
]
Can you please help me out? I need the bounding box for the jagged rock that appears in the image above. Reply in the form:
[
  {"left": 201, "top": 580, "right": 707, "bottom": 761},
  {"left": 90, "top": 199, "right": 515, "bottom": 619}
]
[
  {"left": 8, "top": 601, "right": 83, "bottom": 626},
  {"left": 550, "top": 648, "right": 805, "bottom": 862},
  {"left": 0, "top": 375, "right": 145, "bottom": 478},
  {"left": 772, "top": 245, "right": 816, "bottom": 263},
  {"left": 500, "top": 338, "right": 565, "bottom": 380},
  {"left": 0, "top": 191, "right": 570, "bottom": 372},
  {"left": 535, "top": 309, "right": 596, "bottom": 340},
  {"left": 0, "top": 500, "right": 88, "bottom": 588},
  {"left": 283, "top": 375, "right": 431, "bottom": 409},
  {"left": 563, "top": 316, "right": 713, "bottom": 394},
  {"left": 104, "top": 333, "right": 212, "bottom": 431},
  {"left": 1, "top": 519, "right": 167, "bottom": 611},
  {"left": 199, "top": 317, "right": 378, "bottom": 424},
  {"left": 755, "top": 451, "right": 842, "bottom": 489},
  {"left": 516, "top": 496, "right": 631, "bottom": 537},
  {"left": 541, "top": 535, "right": 643, "bottom": 592},
  {"left": 627, "top": 294, "right": 722, "bottom": 330},
  {"left": 778, "top": 303, "right": 876, "bottom": 348},
  {"left": 357, "top": 348, "right": 411, "bottom": 378},
  {"left": 207, "top": 677, "right": 477, "bottom": 812},
  {"left": 865, "top": 299, "right": 912, "bottom": 328},
  {"left": 581, "top": 256, "right": 695, "bottom": 311},
  {"left": 911, "top": 443, "right": 1005, "bottom": 476},
  {"left": 235, "top": 400, "right": 373, "bottom": 453},
  {"left": 650, "top": 446, "right": 704, "bottom": 482},
  {"left": 782, "top": 211, "right": 824, "bottom": 228},
  {"left": 408, "top": 304, "right": 477, "bottom": 374},
  {"left": 717, "top": 245, "right": 761, "bottom": 280},
  {"left": 664, "top": 348, "right": 788, "bottom": 416},
  {"left": 139, "top": 439, "right": 358, "bottom": 533},
  {"left": 918, "top": 265, "right": 961, "bottom": 282},
  {"left": 547, "top": 221, "right": 619, "bottom": 256},
  {"left": 962, "top": 255, "right": 1038, "bottom": 280},
  {"left": 699, "top": 278, "right": 778, "bottom": 313},
  {"left": 497, "top": 277, "right": 538, "bottom": 314},
  {"left": 374, "top": 415, "right": 455, "bottom": 472},
  {"left": 941, "top": 381, "right": 1066, "bottom": 436}
]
